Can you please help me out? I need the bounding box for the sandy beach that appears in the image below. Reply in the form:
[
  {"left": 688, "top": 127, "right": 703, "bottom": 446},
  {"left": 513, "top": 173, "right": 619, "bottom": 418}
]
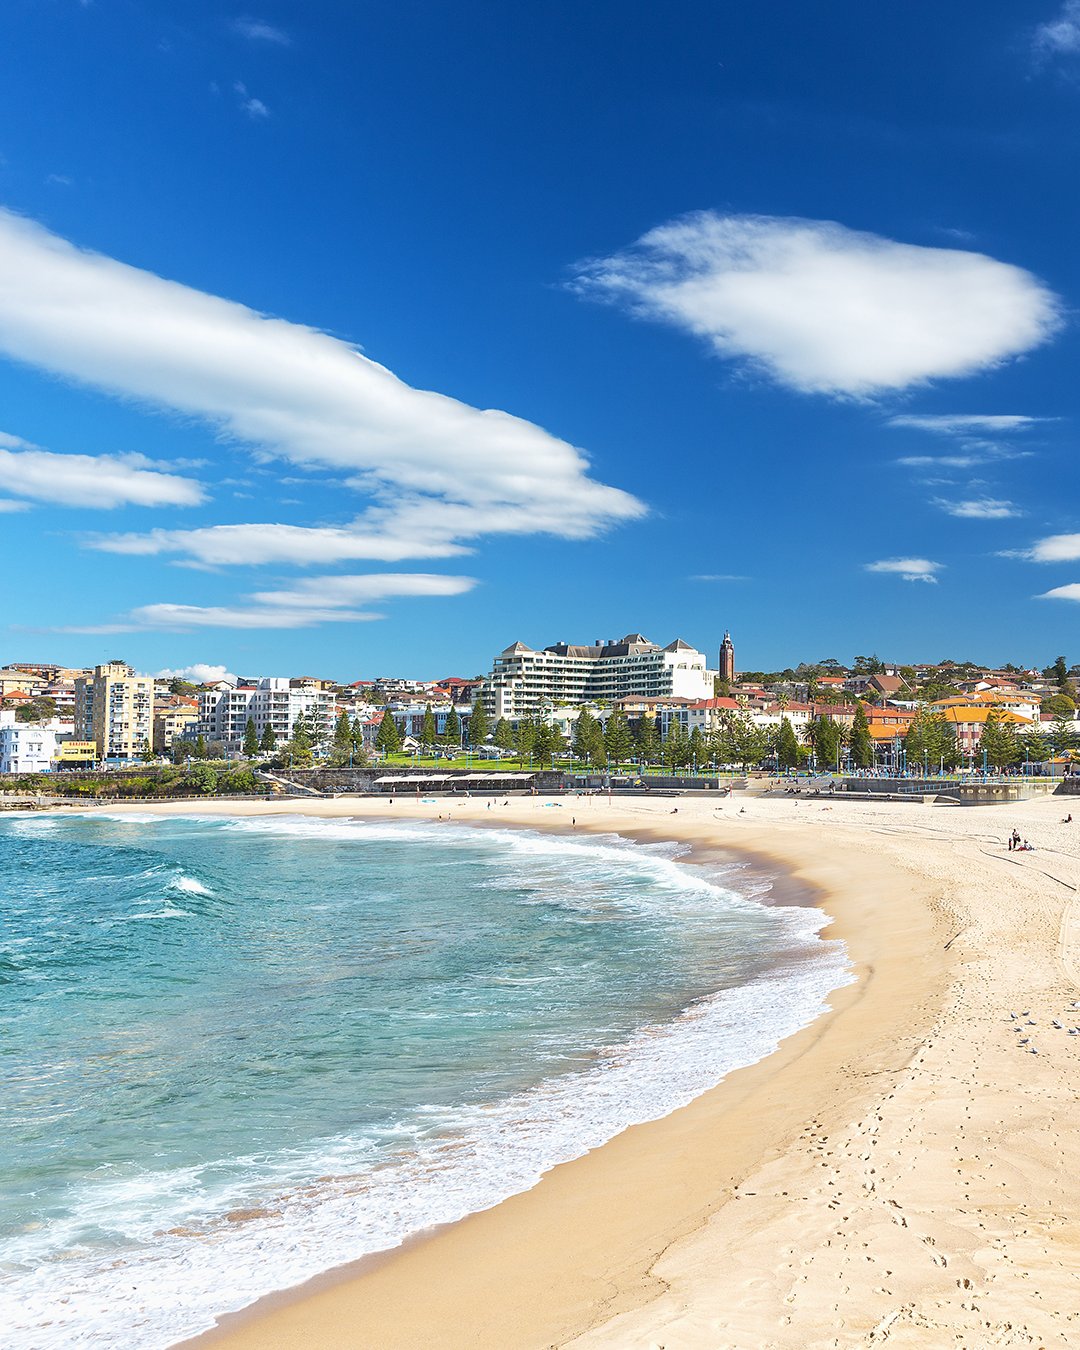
[{"left": 108, "top": 786, "right": 1080, "bottom": 1350}]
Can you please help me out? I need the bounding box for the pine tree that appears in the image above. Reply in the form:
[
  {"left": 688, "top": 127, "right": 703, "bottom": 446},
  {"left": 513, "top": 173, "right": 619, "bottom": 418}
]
[
  {"left": 635, "top": 715, "right": 657, "bottom": 764},
  {"left": 979, "top": 712, "right": 1020, "bottom": 768},
  {"left": 777, "top": 716, "right": 800, "bottom": 768},
  {"left": 1048, "top": 713, "right": 1078, "bottom": 757},
  {"left": 442, "top": 706, "right": 461, "bottom": 747},
  {"left": 515, "top": 717, "right": 538, "bottom": 762},
  {"left": 722, "top": 713, "right": 764, "bottom": 770},
  {"left": 571, "top": 709, "right": 594, "bottom": 762},
  {"left": 534, "top": 720, "right": 565, "bottom": 765},
  {"left": 664, "top": 721, "right": 690, "bottom": 769},
  {"left": 375, "top": 709, "right": 401, "bottom": 755},
  {"left": 603, "top": 710, "right": 633, "bottom": 765},
  {"left": 688, "top": 726, "right": 707, "bottom": 770},
  {"left": 334, "top": 711, "right": 352, "bottom": 749},
  {"left": 421, "top": 703, "right": 438, "bottom": 748},
  {"left": 195, "top": 734, "right": 207, "bottom": 759},
  {"left": 259, "top": 721, "right": 277, "bottom": 752},
  {"left": 493, "top": 717, "right": 513, "bottom": 751},
  {"left": 467, "top": 699, "right": 490, "bottom": 747},
  {"left": 848, "top": 703, "right": 873, "bottom": 769},
  {"left": 243, "top": 717, "right": 259, "bottom": 758}
]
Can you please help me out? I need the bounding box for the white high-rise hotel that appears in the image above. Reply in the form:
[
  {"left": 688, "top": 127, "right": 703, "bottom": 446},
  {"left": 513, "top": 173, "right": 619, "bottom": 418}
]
[{"left": 478, "top": 633, "right": 717, "bottom": 720}]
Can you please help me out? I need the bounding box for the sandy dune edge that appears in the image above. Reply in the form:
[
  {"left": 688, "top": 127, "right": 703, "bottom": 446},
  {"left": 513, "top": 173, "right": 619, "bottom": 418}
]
[{"left": 104, "top": 791, "right": 1080, "bottom": 1349}]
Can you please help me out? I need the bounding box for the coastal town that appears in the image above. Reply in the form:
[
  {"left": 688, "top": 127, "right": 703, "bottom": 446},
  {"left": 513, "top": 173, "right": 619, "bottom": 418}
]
[{"left": 2, "top": 631, "right": 1078, "bottom": 783}]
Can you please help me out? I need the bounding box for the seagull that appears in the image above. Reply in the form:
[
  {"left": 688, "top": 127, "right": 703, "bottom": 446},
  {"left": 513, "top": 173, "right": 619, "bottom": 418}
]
[
  {"left": 1019, "top": 1037, "right": 1030, "bottom": 1045},
  {"left": 1053, "top": 1020, "right": 1062, "bottom": 1029}
]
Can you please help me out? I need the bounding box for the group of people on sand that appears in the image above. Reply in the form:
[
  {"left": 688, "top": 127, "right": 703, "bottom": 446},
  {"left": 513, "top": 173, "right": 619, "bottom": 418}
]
[{"left": 1008, "top": 829, "right": 1034, "bottom": 852}]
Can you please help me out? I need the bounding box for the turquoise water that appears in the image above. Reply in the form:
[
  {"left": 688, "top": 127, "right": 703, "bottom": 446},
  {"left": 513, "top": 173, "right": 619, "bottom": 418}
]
[{"left": 1, "top": 812, "right": 849, "bottom": 1349}]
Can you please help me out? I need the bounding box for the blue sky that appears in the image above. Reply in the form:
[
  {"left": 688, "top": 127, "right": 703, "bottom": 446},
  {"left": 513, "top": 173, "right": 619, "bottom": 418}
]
[{"left": 2, "top": 0, "right": 1080, "bottom": 680}]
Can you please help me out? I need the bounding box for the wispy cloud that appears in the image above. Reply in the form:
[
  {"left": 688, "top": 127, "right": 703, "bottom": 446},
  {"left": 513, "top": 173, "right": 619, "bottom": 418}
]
[
  {"left": 571, "top": 212, "right": 1061, "bottom": 398},
  {"left": 1035, "top": 0, "right": 1080, "bottom": 55},
  {"left": 932, "top": 497, "right": 1023, "bottom": 519},
  {"left": 233, "top": 18, "right": 290, "bottom": 44},
  {"left": 865, "top": 558, "right": 943, "bottom": 583},
  {"left": 888, "top": 413, "right": 1040, "bottom": 471},
  {"left": 233, "top": 83, "right": 269, "bottom": 118},
  {"left": 54, "top": 573, "right": 477, "bottom": 633},
  {"left": 0, "top": 211, "right": 643, "bottom": 565},
  {"left": 689, "top": 573, "right": 750, "bottom": 581},
  {"left": 0, "top": 431, "right": 205, "bottom": 508},
  {"left": 888, "top": 414, "right": 1045, "bottom": 434}
]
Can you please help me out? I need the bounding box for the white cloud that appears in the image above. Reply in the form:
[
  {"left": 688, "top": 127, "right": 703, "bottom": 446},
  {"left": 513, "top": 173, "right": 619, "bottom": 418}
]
[
  {"left": 1020, "top": 532, "right": 1080, "bottom": 562},
  {"left": 888, "top": 414, "right": 1043, "bottom": 434},
  {"left": 233, "top": 18, "right": 290, "bottom": 43},
  {"left": 88, "top": 521, "right": 467, "bottom": 564},
  {"left": 241, "top": 97, "right": 270, "bottom": 119},
  {"left": 1040, "top": 583, "right": 1080, "bottom": 601},
  {"left": 1035, "top": 1, "right": 1080, "bottom": 54},
  {"left": 865, "top": 558, "right": 943, "bottom": 583},
  {"left": 0, "top": 435, "right": 204, "bottom": 508},
  {"left": 155, "top": 664, "right": 237, "bottom": 685},
  {"left": 56, "top": 572, "right": 477, "bottom": 633},
  {"left": 932, "top": 497, "right": 1022, "bottom": 519},
  {"left": 689, "top": 573, "right": 750, "bottom": 581},
  {"left": 0, "top": 499, "right": 30, "bottom": 512},
  {"left": 572, "top": 212, "right": 1060, "bottom": 398},
  {"left": 0, "top": 210, "right": 643, "bottom": 563}
]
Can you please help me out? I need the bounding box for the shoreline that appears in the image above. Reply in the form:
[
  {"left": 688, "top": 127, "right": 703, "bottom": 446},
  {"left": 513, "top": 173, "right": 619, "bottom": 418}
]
[
  {"left": 59, "top": 791, "right": 1080, "bottom": 1347},
  {"left": 121, "top": 793, "right": 947, "bottom": 1349}
]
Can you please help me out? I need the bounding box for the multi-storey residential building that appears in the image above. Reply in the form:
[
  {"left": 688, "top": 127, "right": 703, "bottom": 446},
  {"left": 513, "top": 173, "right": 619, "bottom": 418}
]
[
  {"left": 0, "top": 673, "right": 40, "bottom": 697},
  {"left": 195, "top": 677, "right": 336, "bottom": 753},
  {"left": 72, "top": 662, "right": 154, "bottom": 761},
  {"left": 153, "top": 703, "right": 200, "bottom": 753},
  {"left": 0, "top": 711, "right": 58, "bottom": 773},
  {"left": 478, "top": 633, "right": 717, "bottom": 720}
]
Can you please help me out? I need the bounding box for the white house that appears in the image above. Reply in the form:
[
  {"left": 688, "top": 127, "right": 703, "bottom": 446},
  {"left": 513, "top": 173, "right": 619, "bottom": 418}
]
[{"left": 0, "top": 710, "right": 58, "bottom": 773}]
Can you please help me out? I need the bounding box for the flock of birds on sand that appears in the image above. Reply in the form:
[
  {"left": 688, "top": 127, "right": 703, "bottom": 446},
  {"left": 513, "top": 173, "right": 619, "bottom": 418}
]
[{"left": 1008, "top": 1000, "right": 1080, "bottom": 1053}]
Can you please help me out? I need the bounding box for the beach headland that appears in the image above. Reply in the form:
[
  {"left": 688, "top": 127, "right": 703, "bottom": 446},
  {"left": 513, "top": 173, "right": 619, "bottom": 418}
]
[{"left": 124, "top": 790, "right": 1080, "bottom": 1349}]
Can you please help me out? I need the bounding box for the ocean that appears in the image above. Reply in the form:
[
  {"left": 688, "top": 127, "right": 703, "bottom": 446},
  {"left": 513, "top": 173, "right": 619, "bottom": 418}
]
[{"left": 0, "top": 811, "right": 851, "bottom": 1349}]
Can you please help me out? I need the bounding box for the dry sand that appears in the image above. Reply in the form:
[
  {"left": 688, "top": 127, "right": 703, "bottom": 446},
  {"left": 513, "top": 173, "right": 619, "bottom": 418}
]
[{"left": 113, "top": 787, "right": 1080, "bottom": 1349}]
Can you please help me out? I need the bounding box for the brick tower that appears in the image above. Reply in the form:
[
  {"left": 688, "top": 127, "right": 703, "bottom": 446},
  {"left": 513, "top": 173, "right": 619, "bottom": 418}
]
[{"left": 718, "top": 631, "right": 735, "bottom": 684}]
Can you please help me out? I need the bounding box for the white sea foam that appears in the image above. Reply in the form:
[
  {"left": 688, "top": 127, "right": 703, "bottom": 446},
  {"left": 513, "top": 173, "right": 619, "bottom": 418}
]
[
  {"left": 169, "top": 874, "right": 213, "bottom": 895},
  {"left": 2, "top": 817, "right": 852, "bottom": 1350}
]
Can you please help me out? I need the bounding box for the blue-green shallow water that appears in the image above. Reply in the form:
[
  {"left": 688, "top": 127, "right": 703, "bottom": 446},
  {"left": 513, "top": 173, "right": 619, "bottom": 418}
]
[{"left": 0, "top": 811, "right": 850, "bottom": 1349}]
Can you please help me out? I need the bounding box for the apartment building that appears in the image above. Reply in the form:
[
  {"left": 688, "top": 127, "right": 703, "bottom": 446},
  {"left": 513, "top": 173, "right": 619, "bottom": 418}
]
[
  {"left": 478, "top": 633, "right": 716, "bottom": 720},
  {"left": 72, "top": 662, "right": 154, "bottom": 761},
  {"left": 195, "top": 677, "right": 336, "bottom": 753},
  {"left": 153, "top": 703, "right": 200, "bottom": 753}
]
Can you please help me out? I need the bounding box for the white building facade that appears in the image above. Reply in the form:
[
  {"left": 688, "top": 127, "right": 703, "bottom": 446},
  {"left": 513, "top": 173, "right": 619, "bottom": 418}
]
[
  {"left": 478, "top": 634, "right": 717, "bottom": 720},
  {"left": 195, "top": 678, "right": 336, "bottom": 753},
  {"left": 0, "top": 711, "right": 58, "bottom": 773}
]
